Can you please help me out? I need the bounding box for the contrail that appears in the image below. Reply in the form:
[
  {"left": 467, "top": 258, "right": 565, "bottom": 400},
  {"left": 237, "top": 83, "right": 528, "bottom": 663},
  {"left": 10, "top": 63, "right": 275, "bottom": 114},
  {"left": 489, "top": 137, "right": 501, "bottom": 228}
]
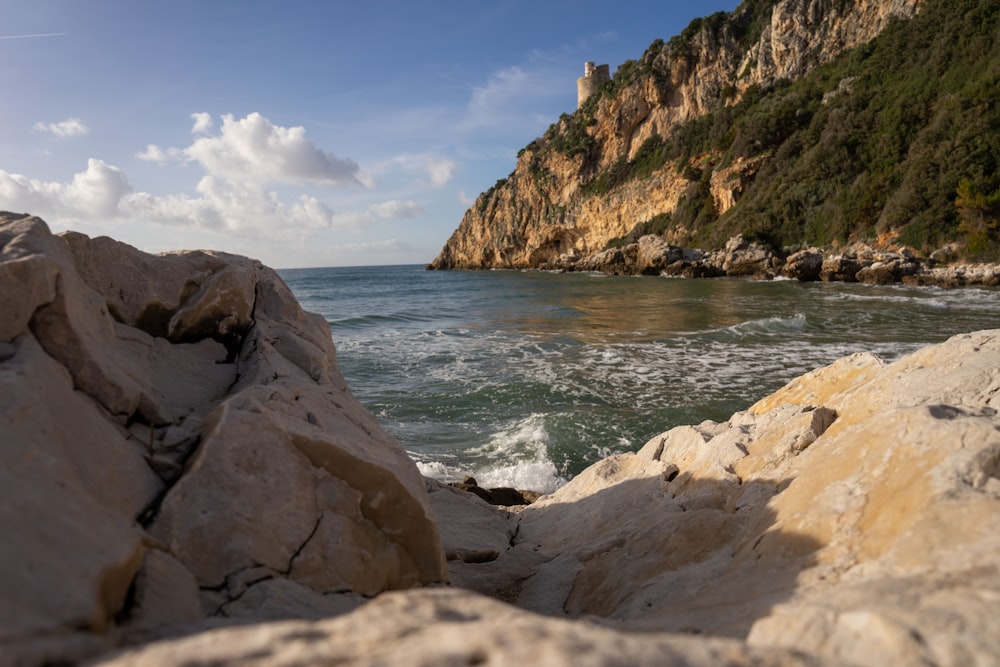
[{"left": 0, "top": 32, "right": 68, "bottom": 40}]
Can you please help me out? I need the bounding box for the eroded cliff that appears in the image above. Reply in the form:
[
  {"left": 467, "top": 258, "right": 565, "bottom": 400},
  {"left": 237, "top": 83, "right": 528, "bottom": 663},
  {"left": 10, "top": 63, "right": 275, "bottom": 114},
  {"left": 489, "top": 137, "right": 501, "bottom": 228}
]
[{"left": 429, "top": 0, "right": 928, "bottom": 270}]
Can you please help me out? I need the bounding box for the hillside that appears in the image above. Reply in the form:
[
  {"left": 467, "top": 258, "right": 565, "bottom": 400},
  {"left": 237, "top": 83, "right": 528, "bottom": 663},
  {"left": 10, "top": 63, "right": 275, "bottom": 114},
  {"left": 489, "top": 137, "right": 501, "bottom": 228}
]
[{"left": 429, "top": 0, "right": 1000, "bottom": 270}]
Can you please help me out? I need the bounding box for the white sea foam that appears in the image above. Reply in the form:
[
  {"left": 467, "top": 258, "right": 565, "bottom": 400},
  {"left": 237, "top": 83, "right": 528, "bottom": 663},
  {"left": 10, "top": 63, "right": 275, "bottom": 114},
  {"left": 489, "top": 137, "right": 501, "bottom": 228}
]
[
  {"left": 468, "top": 414, "right": 567, "bottom": 493},
  {"left": 413, "top": 459, "right": 452, "bottom": 480},
  {"left": 409, "top": 415, "right": 568, "bottom": 493},
  {"left": 474, "top": 460, "right": 565, "bottom": 495}
]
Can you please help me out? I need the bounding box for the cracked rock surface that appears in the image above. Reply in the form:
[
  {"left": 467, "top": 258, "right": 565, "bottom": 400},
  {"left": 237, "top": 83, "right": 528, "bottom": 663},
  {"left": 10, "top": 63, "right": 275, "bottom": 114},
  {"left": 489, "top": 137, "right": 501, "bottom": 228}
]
[{"left": 0, "top": 213, "right": 447, "bottom": 665}]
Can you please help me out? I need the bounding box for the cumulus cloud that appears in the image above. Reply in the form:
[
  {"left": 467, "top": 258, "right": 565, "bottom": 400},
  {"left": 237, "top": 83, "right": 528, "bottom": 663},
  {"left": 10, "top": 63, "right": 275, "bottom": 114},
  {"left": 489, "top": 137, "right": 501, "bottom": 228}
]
[
  {"left": 426, "top": 158, "right": 456, "bottom": 188},
  {"left": 191, "top": 112, "right": 213, "bottom": 134},
  {"left": 122, "top": 176, "right": 340, "bottom": 232},
  {"left": 3, "top": 111, "right": 385, "bottom": 252},
  {"left": 33, "top": 118, "right": 89, "bottom": 138},
  {"left": 0, "top": 159, "right": 344, "bottom": 234},
  {"left": 183, "top": 112, "right": 363, "bottom": 187},
  {"left": 369, "top": 200, "right": 425, "bottom": 219},
  {"left": 0, "top": 159, "right": 130, "bottom": 219}
]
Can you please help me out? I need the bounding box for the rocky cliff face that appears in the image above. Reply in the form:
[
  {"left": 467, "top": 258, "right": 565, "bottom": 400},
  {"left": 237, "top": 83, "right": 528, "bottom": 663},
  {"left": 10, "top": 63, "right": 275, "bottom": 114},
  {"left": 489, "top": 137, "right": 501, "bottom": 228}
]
[{"left": 429, "top": 0, "right": 923, "bottom": 270}]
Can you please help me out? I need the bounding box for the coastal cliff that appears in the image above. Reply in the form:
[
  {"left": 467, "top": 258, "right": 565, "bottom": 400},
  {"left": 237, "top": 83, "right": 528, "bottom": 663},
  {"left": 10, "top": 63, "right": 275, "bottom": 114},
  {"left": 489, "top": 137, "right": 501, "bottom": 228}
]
[
  {"left": 3, "top": 215, "right": 999, "bottom": 666},
  {"left": 430, "top": 0, "right": 1000, "bottom": 270}
]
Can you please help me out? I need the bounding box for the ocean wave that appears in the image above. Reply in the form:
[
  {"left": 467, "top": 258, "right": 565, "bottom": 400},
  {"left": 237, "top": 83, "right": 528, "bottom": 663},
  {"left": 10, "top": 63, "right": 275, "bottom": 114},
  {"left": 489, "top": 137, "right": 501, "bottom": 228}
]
[
  {"left": 467, "top": 414, "right": 567, "bottom": 493},
  {"left": 705, "top": 313, "right": 808, "bottom": 340},
  {"left": 286, "top": 266, "right": 1000, "bottom": 488},
  {"left": 330, "top": 310, "right": 445, "bottom": 330}
]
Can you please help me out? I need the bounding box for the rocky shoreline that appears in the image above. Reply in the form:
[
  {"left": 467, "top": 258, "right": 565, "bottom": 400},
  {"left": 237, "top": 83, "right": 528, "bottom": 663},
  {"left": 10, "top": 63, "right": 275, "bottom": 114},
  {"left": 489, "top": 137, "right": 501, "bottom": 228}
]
[
  {"left": 3, "top": 212, "right": 999, "bottom": 666},
  {"left": 536, "top": 234, "right": 1000, "bottom": 288}
]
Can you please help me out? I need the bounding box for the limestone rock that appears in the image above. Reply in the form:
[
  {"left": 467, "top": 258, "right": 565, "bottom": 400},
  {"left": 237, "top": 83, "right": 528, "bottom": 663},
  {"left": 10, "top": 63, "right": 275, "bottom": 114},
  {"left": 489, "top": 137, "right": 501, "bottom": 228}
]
[
  {"left": 216, "top": 578, "right": 366, "bottom": 622},
  {"left": 439, "top": 330, "right": 1000, "bottom": 666},
  {"left": 781, "top": 248, "right": 824, "bottom": 281},
  {"left": 0, "top": 213, "right": 447, "bottom": 665},
  {"left": 713, "top": 235, "right": 784, "bottom": 278},
  {"left": 90, "top": 588, "right": 831, "bottom": 667}
]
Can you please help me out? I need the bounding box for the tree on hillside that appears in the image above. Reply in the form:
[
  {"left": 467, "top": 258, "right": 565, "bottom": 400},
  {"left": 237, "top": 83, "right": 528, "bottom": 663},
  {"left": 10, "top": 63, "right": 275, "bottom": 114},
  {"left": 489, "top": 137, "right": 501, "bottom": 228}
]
[{"left": 955, "top": 179, "right": 1000, "bottom": 257}]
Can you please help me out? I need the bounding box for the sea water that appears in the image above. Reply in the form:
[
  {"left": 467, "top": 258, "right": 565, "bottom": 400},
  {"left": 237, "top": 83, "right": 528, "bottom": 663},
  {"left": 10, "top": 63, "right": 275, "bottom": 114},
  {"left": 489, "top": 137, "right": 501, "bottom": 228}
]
[{"left": 280, "top": 265, "right": 1000, "bottom": 493}]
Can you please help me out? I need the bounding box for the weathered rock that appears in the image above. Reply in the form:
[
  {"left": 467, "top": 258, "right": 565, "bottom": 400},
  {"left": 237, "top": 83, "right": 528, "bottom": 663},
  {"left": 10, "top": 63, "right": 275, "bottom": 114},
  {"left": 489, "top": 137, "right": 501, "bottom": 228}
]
[
  {"left": 439, "top": 330, "right": 1000, "bottom": 666},
  {"left": 90, "top": 588, "right": 832, "bottom": 667},
  {"left": 7, "top": 212, "right": 1000, "bottom": 667},
  {"left": 820, "top": 252, "right": 863, "bottom": 282},
  {"left": 713, "top": 235, "right": 784, "bottom": 278},
  {"left": 215, "top": 578, "right": 366, "bottom": 622},
  {"left": 903, "top": 263, "right": 1000, "bottom": 288},
  {"left": 634, "top": 235, "right": 688, "bottom": 275},
  {"left": 781, "top": 248, "right": 825, "bottom": 281},
  {"left": 0, "top": 213, "right": 447, "bottom": 665},
  {"left": 573, "top": 244, "right": 639, "bottom": 275}
]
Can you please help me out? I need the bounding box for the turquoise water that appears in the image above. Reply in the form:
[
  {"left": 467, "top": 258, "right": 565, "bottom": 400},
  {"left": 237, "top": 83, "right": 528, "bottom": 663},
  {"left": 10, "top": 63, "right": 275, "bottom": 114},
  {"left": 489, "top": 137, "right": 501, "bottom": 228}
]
[{"left": 280, "top": 265, "right": 1000, "bottom": 492}]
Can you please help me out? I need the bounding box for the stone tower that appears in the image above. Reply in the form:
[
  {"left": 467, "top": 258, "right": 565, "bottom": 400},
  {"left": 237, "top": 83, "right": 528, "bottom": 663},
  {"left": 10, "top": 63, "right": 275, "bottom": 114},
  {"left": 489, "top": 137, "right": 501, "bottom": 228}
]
[{"left": 577, "top": 61, "right": 610, "bottom": 108}]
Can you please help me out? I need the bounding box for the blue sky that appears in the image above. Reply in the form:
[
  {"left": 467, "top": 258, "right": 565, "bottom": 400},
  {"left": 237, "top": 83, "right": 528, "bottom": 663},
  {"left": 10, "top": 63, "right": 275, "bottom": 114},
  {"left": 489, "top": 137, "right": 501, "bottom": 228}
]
[{"left": 2, "top": 1, "right": 740, "bottom": 268}]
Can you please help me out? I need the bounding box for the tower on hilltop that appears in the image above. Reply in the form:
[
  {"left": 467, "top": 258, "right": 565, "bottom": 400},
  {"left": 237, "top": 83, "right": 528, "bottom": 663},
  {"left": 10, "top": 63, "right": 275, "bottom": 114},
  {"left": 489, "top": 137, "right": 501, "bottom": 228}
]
[{"left": 577, "top": 61, "right": 610, "bottom": 108}]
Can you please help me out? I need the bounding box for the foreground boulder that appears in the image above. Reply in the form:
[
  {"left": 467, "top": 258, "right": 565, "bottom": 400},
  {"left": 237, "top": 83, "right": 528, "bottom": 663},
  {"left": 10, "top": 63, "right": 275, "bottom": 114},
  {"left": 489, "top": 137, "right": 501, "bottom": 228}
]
[
  {"left": 0, "top": 213, "right": 447, "bottom": 665},
  {"left": 92, "top": 588, "right": 827, "bottom": 667}
]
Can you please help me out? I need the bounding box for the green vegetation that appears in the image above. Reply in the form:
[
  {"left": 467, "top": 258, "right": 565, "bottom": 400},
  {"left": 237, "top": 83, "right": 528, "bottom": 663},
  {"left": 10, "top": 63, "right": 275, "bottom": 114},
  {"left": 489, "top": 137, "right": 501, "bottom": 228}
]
[
  {"left": 955, "top": 179, "right": 1000, "bottom": 258},
  {"left": 710, "top": 0, "right": 1000, "bottom": 254},
  {"left": 516, "top": 0, "right": 1000, "bottom": 257},
  {"left": 582, "top": 135, "right": 670, "bottom": 197},
  {"left": 546, "top": 111, "right": 598, "bottom": 159}
]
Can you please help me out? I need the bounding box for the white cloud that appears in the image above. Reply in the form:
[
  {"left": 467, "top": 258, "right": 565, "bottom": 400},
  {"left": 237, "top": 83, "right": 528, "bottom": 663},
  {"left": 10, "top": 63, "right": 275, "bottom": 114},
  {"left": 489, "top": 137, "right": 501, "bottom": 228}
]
[
  {"left": 2, "top": 111, "right": 392, "bottom": 254},
  {"left": 377, "top": 153, "right": 456, "bottom": 188},
  {"left": 458, "top": 190, "right": 474, "bottom": 206},
  {"left": 0, "top": 159, "right": 130, "bottom": 219},
  {"left": 33, "top": 118, "right": 89, "bottom": 138},
  {"left": 0, "top": 159, "right": 347, "bottom": 235},
  {"left": 124, "top": 176, "right": 339, "bottom": 233},
  {"left": 191, "top": 112, "right": 213, "bottom": 135},
  {"left": 426, "top": 158, "right": 456, "bottom": 188},
  {"left": 369, "top": 200, "right": 425, "bottom": 219},
  {"left": 184, "top": 112, "right": 363, "bottom": 187},
  {"left": 135, "top": 144, "right": 182, "bottom": 163},
  {"left": 67, "top": 159, "right": 132, "bottom": 217}
]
